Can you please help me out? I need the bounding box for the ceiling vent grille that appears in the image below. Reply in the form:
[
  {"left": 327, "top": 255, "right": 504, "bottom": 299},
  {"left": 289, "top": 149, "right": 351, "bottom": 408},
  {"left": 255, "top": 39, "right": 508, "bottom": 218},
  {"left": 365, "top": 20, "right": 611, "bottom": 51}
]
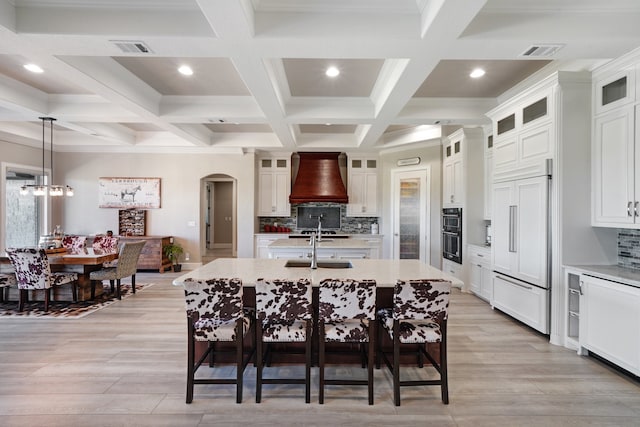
[
  {"left": 520, "top": 44, "right": 564, "bottom": 58},
  {"left": 110, "top": 40, "right": 153, "bottom": 54}
]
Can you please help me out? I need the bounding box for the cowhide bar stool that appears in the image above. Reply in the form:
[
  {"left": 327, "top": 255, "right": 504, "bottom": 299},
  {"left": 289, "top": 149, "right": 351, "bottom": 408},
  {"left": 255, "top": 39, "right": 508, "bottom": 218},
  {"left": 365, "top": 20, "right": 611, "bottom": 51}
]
[
  {"left": 255, "top": 278, "right": 313, "bottom": 403},
  {"left": 377, "top": 279, "right": 451, "bottom": 406},
  {"left": 318, "top": 278, "right": 376, "bottom": 405},
  {"left": 183, "top": 277, "right": 255, "bottom": 404}
]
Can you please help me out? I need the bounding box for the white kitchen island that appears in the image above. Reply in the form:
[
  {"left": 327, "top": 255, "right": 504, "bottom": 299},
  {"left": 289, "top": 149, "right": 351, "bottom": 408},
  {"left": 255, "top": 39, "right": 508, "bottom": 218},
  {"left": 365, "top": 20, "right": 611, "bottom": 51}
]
[{"left": 173, "top": 258, "right": 462, "bottom": 288}]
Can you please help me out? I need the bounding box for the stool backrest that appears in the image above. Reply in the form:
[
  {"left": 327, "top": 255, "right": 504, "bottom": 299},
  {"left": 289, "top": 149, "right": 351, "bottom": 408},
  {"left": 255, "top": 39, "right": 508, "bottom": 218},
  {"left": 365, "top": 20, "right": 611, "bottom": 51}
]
[
  {"left": 183, "top": 278, "right": 243, "bottom": 321},
  {"left": 393, "top": 279, "right": 451, "bottom": 321},
  {"left": 6, "top": 248, "right": 52, "bottom": 290},
  {"left": 318, "top": 279, "right": 376, "bottom": 321},
  {"left": 255, "top": 278, "right": 312, "bottom": 324},
  {"left": 62, "top": 235, "right": 86, "bottom": 250},
  {"left": 92, "top": 235, "right": 119, "bottom": 253}
]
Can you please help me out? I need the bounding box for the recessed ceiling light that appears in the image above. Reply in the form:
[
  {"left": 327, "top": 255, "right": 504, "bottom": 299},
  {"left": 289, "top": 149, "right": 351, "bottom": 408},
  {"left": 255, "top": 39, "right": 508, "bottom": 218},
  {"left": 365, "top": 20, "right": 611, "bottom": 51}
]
[
  {"left": 470, "top": 68, "right": 485, "bottom": 78},
  {"left": 178, "top": 65, "right": 193, "bottom": 76},
  {"left": 325, "top": 66, "right": 340, "bottom": 78},
  {"left": 24, "top": 63, "right": 44, "bottom": 73}
]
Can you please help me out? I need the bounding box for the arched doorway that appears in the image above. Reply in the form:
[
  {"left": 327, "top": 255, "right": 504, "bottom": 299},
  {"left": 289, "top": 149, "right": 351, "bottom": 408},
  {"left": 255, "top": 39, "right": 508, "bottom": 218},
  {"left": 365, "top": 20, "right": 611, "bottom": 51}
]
[{"left": 201, "top": 174, "right": 237, "bottom": 262}]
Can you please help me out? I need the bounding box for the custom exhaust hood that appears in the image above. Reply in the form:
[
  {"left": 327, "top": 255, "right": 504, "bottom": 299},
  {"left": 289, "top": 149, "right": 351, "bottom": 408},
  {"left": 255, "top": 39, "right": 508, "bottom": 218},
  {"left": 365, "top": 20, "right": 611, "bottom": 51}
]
[{"left": 289, "top": 152, "right": 348, "bottom": 204}]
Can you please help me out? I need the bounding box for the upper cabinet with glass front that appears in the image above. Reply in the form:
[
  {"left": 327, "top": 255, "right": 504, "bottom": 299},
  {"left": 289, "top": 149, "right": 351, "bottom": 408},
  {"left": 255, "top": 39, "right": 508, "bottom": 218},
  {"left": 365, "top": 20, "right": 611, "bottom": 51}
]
[
  {"left": 257, "top": 155, "right": 291, "bottom": 217},
  {"left": 594, "top": 69, "right": 635, "bottom": 115},
  {"left": 347, "top": 156, "right": 379, "bottom": 217}
]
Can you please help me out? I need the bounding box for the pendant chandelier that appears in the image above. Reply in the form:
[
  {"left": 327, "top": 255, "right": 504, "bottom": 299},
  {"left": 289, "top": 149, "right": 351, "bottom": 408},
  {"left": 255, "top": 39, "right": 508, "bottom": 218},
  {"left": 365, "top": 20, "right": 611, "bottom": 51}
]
[{"left": 20, "top": 117, "right": 73, "bottom": 197}]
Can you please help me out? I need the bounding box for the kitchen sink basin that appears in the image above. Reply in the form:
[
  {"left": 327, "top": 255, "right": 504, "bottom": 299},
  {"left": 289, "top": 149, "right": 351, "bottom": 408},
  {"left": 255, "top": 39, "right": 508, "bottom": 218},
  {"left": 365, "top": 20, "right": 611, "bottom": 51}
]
[{"left": 284, "top": 259, "right": 353, "bottom": 268}]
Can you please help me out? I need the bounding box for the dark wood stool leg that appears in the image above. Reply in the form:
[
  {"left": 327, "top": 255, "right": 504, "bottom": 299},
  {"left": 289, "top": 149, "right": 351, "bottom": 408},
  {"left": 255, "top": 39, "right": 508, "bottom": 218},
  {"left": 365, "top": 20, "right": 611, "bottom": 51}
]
[
  {"left": 18, "top": 289, "right": 26, "bottom": 312},
  {"left": 186, "top": 317, "right": 195, "bottom": 403},
  {"left": 368, "top": 322, "right": 375, "bottom": 405},
  {"left": 116, "top": 279, "right": 121, "bottom": 299},
  {"left": 235, "top": 320, "right": 243, "bottom": 404},
  {"left": 256, "top": 323, "right": 263, "bottom": 403},
  {"left": 393, "top": 321, "right": 401, "bottom": 407},
  {"left": 305, "top": 322, "right": 311, "bottom": 404},
  {"left": 319, "top": 322, "right": 325, "bottom": 404},
  {"left": 132, "top": 274, "right": 136, "bottom": 294},
  {"left": 44, "top": 288, "right": 50, "bottom": 312}
]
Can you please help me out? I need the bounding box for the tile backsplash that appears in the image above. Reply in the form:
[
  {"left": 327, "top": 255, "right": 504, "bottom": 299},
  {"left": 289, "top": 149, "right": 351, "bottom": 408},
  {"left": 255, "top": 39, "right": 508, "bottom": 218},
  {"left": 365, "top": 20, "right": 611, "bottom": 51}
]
[
  {"left": 618, "top": 229, "right": 640, "bottom": 270},
  {"left": 258, "top": 202, "right": 378, "bottom": 234}
]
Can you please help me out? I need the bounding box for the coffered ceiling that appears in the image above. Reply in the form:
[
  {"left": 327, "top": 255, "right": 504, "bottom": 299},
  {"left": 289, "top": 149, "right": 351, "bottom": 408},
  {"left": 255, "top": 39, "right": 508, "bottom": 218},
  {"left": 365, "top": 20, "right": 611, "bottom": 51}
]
[{"left": 1, "top": 0, "right": 640, "bottom": 154}]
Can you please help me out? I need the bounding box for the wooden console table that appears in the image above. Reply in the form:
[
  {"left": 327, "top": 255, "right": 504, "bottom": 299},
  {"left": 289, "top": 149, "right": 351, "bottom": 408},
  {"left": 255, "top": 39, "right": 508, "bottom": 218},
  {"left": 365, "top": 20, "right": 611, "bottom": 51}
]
[{"left": 118, "top": 235, "right": 173, "bottom": 273}]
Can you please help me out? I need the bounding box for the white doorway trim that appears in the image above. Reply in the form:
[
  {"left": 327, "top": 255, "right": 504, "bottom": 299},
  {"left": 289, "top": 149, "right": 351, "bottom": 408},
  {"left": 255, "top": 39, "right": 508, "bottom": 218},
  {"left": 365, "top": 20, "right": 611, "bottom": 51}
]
[
  {"left": 389, "top": 165, "right": 431, "bottom": 263},
  {"left": 201, "top": 176, "right": 237, "bottom": 258}
]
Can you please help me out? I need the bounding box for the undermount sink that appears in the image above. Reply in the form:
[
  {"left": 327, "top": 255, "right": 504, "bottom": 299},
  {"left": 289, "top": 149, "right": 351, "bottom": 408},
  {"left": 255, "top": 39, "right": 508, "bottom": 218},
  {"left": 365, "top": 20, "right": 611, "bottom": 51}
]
[
  {"left": 284, "top": 259, "right": 353, "bottom": 269},
  {"left": 307, "top": 238, "right": 333, "bottom": 242}
]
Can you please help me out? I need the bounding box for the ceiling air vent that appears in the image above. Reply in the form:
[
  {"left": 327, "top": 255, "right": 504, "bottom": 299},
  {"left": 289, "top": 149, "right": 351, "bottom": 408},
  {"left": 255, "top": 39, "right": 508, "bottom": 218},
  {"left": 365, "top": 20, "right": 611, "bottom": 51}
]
[
  {"left": 110, "top": 40, "right": 153, "bottom": 54},
  {"left": 520, "top": 44, "right": 564, "bottom": 58}
]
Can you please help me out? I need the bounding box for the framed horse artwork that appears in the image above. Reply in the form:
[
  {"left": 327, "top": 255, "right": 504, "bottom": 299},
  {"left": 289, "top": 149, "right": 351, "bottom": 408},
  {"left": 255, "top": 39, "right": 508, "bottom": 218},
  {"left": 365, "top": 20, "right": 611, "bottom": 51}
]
[{"left": 98, "top": 177, "right": 161, "bottom": 209}]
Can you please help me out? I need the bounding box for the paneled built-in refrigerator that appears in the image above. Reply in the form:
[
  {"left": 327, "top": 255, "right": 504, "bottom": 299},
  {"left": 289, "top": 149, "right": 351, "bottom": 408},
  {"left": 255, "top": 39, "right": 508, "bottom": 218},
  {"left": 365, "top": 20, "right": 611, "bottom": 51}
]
[{"left": 491, "top": 161, "right": 552, "bottom": 334}]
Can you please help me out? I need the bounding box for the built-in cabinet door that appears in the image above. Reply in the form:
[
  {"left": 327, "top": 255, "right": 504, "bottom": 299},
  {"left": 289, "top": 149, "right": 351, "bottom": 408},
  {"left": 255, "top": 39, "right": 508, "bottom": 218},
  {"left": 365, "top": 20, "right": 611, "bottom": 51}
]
[
  {"left": 580, "top": 275, "right": 640, "bottom": 376},
  {"left": 492, "top": 176, "right": 548, "bottom": 288},
  {"left": 491, "top": 181, "right": 515, "bottom": 276},
  {"left": 469, "top": 262, "right": 482, "bottom": 295},
  {"left": 480, "top": 264, "right": 493, "bottom": 301},
  {"left": 484, "top": 135, "right": 493, "bottom": 220},
  {"left": 258, "top": 158, "right": 291, "bottom": 217},
  {"left": 347, "top": 158, "right": 379, "bottom": 217},
  {"left": 592, "top": 107, "right": 635, "bottom": 225}
]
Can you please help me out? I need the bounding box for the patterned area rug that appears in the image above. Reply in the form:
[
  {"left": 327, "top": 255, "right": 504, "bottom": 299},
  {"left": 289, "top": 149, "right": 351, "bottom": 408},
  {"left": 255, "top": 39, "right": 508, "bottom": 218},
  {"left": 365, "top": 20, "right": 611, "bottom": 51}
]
[{"left": 0, "top": 283, "right": 153, "bottom": 319}]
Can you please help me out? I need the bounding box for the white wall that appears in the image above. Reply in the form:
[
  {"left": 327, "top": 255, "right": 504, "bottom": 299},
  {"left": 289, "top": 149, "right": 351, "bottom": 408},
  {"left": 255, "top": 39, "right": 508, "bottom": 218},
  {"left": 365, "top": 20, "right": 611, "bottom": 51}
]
[
  {"left": 380, "top": 143, "right": 442, "bottom": 267},
  {"left": 55, "top": 151, "right": 256, "bottom": 262}
]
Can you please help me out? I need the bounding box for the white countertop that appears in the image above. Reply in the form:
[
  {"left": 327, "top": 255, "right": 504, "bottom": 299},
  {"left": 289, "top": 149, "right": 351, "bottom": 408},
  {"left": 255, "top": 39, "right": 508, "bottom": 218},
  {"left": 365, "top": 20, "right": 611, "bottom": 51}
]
[
  {"left": 173, "top": 258, "right": 463, "bottom": 288},
  {"left": 268, "top": 239, "right": 375, "bottom": 249},
  {"left": 564, "top": 264, "right": 640, "bottom": 288}
]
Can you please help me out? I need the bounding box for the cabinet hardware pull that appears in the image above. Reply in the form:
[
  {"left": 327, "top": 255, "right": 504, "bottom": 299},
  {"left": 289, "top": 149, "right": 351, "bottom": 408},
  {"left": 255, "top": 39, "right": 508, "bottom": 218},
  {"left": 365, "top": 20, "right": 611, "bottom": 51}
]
[
  {"left": 496, "top": 274, "right": 532, "bottom": 290},
  {"left": 509, "top": 205, "right": 517, "bottom": 252},
  {"left": 628, "top": 201, "right": 633, "bottom": 217},
  {"left": 635, "top": 201, "right": 639, "bottom": 217},
  {"left": 579, "top": 280, "right": 583, "bottom": 296},
  {"left": 477, "top": 264, "right": 482, "bottom": 268},
  {"left": 477, "top": 254, "right": 484, "bottom": 257}
]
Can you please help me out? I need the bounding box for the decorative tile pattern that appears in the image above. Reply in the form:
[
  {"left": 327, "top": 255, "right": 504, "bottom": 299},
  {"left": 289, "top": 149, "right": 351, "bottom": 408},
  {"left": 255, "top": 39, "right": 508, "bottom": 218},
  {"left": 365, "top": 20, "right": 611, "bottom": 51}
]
[{"left": 618, "top": 229, "right": 640, "bottom": 270}]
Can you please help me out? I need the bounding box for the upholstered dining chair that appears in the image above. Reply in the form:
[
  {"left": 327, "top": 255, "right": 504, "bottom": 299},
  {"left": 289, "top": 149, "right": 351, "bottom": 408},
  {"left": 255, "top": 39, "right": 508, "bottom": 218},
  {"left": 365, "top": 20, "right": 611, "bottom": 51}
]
[
  {"left": 61, "top": 235, "right": 87, "bottom": 251},
  {"left": 6, "top": 248, "right": 78, "bottom": 312},
  {"left": 183, "top": 277, "right": 255, "bottom": 404},
  {"left": 92, "top": 234, "right": 119, "bottom": 253},
  {"left": 0, "top": 273, "right": 17, "bottom": 303},
  {"left": 318, "top": 278, "right": 377, "bottom": 405},
  {"left": 255, "top": 278, "right": 313, "bottom": 403},
  {"left": 89, "top": 240, "right": 145, "bottom": 300},
  {"left": 377, "top": 279, "right": 452, "bottom": 406}
]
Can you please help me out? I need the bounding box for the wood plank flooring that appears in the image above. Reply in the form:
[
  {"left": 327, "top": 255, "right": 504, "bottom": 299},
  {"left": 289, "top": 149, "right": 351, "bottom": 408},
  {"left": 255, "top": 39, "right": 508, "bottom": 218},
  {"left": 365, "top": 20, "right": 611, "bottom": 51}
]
[{"left": 0, "top": 271, "right": 639, "bottom": 426}]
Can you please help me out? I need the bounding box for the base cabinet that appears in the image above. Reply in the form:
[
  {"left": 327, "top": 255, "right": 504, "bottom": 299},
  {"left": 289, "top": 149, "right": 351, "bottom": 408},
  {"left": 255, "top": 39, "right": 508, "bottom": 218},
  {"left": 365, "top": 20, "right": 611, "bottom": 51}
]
[
  {"left": 579, "top": 275, "right": 640, "bottom": 376},
  {"left": 492, "top": 273, "right": 549, "bottom": 334},
  {"left": 468, "top": 244, "right": 491, "bottom": 302},
  {"left": 441, "top": 259, "right": 463, "bottom": 284}
]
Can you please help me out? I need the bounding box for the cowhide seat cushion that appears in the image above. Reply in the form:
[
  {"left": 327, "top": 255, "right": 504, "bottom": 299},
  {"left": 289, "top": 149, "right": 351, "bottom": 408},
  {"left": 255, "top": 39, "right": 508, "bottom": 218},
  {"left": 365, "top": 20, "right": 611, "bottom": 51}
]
[
  {"left": 255, "top": 278, "right": 312, "bottom": 343},
  {"left": 183, "top": 277, "right": 250, "bottom": 342},
  {"left": 379, "top": 279, "right": 451, "bottom": 344},
  {"left": 318, "top": 279, "right": 376, "bottom": 343}
]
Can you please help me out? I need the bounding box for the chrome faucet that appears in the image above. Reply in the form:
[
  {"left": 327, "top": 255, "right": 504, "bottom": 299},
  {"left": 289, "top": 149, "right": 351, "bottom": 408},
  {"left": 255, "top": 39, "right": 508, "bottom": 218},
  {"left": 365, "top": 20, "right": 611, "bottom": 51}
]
[
  {"left": 309, "top": 233, "right": 318, "bottom": 269},
  {"left": 316, "top": 217, "right": 322, "bottom": 242}
]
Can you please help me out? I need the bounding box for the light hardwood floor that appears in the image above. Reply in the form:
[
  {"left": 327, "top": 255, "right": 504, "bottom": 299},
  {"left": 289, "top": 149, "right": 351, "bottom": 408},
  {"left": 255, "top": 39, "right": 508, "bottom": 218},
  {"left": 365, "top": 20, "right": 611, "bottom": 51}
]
[{"left": 0, "top": 271, "right": 639, "bottom": 426}]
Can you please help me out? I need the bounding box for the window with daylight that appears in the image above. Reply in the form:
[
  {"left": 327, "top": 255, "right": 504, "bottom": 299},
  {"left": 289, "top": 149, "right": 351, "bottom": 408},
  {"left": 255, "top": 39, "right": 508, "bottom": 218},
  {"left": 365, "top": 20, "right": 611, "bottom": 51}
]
[{"left": 2, "top": 163, "right": 49, "bottom": 252}]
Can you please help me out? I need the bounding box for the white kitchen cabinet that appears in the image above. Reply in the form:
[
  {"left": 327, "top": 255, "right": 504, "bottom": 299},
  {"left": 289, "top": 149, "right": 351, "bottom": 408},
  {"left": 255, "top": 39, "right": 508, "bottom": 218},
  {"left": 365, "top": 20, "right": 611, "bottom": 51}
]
[
  {"left": 592, "top": 106, "right": 640, "bottom": 226},
  {"left": 257, "top": 156, "right": 291, "bottom": 217},
  {"left": 493, "top": 273, "right": 549, "bottom": 334},
  {"left": 269, "top": 247, "right": 374, "bottom": 260},
  {"left": 468, "top": 244, "right": 491, "bottom": 302},
  {"left": 254, "top": 234, "right": 286, "bottom": 259},
  {"left": 492, "top": 93, "right": 552, "bottom": 179},
  {"left": 484, "top": 134, "right": 493, "bottom": 220},
  {"left": 347, "top": 157, "right": 379, "bottom": 217},
  {"left": 579, "top": 274, "right": 640, "bottom": 376},
  {"left": 442, "top": 137, "right": 464, "bottom": 207},
  {"left": 491, "top": 175, "right": 549, "bottom": 288},
  {"left": 349, "top": 234, "right": 382, "bottom": 259},
  {"left": 564, "top": 268, "right": 582, "bottom": 351},
  {"left": 441, "top": 258, "right": 463, "bottom": 284},
  {"left": 594, "top": 69, "right": 635, "bottom": 115}
]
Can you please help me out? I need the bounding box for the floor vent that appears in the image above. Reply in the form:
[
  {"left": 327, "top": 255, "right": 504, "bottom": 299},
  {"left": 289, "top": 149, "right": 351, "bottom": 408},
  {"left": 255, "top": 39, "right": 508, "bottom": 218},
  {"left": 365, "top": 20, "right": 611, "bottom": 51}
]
[
  {"left": 520, "top": 44, "right": 564, "bottom": 58},
  {"left": 110, "top": 40, "right": 153, "bottom": 54}
]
